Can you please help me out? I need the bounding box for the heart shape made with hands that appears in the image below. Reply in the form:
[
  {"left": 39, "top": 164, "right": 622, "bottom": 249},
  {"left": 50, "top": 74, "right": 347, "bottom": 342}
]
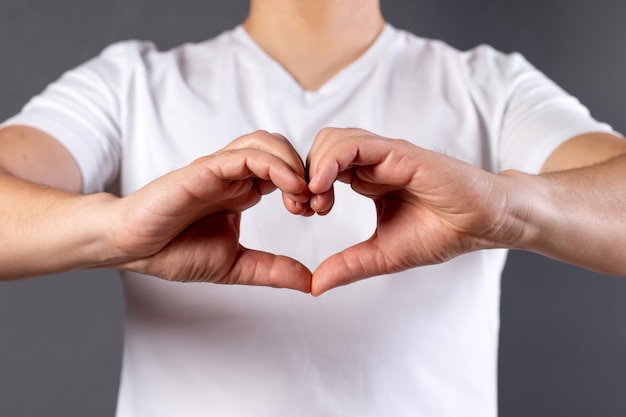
[
  {"left": 230, "top": 127, "right": 498, "bottom": 296},
  {"left": 227, "top": 127, "right": 401, "bottom": 296},
  {"left": 130, "top": 128, "right": 498, "bottom": 297},
  {"left": 239, "top": 179, "right": 377, "bottom": 295}
]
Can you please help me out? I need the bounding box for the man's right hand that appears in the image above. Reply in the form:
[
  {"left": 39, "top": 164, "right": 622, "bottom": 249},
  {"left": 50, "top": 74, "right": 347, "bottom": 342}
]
[
  {"left": 0, "top": 127, "right": 312, "bottom": 292},
  {"left": 107, "top": 131, "right": 312, "bottom": 291}
]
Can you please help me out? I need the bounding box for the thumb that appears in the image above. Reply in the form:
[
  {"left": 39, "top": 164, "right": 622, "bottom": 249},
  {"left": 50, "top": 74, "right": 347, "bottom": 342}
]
[
  {"left": 311, "top": 238, "right": 389, "bottom": 296},
  {"left": 228, "top": 248, "right": 313, "bottom": 293}
]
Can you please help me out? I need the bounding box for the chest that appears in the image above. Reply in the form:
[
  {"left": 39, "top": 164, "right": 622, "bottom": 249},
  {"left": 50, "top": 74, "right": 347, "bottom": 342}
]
[{"left": 118, "top": 54, "right": 493, "bottom": 195}]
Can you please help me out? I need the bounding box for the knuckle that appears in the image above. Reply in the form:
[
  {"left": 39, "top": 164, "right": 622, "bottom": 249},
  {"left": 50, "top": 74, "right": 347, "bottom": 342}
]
[
  {"left": 248, "top": 129, "right": 272, "bottom": 140},
  {"left": 269, "top": 131, "right": 288, "bottom": 142},
  {"left": 228, "top": 130, "right": 271, "bottom": 148},
  {"left": 319, "top": 127, "right": 341, "bottom": 140}
]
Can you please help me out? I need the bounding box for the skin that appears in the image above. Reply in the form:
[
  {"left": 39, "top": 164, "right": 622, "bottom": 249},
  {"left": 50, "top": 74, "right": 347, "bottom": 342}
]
[
  {"left": 305, "top": 128, "right": 626, "bottom": 295},
  {"left": 0, "top": 128, "right": 312, "bottom": 292},
  {"left": 243, "top": 0, "right": 385, "bottom": 91},
  {"left": 0, "top": 0, "right": 625, "bottom": 297}
]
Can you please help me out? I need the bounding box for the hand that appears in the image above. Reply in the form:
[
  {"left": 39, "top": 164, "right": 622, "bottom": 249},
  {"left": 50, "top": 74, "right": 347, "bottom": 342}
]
[
  {"left": 107, "top": 131, "right": 313, "bottom": 292},
  {"left": 306, "top": 128, "right": 519, "bottom": 295}
]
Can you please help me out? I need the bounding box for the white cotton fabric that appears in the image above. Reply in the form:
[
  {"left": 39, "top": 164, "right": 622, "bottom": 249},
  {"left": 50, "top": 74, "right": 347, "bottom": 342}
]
[{"left": 3, "top": 24, "right": 613, "bottom": 417}]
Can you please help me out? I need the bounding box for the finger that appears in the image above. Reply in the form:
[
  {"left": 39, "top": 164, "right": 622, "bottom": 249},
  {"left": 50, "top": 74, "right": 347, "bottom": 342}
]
[
  {"left": 307, "top": 128, "right": 392, "bottom": 194},
  {"left": 224, "top": 130, "right": 306, "bottom": 178},
  {"left": 226, "top": 247, "right": 312, "bottom": 293},
  {"left": 305, "top": 128, "right": 364, "bottom": 215},
  {"left": 282, "top": 192, "right": 315, "bottom": 216},
  {"left": 222, "top": 134, "right": 311, "bottom": 204},
  {"left": 310, "top": 238, "right": 391, "bottom": 296},
  {"left": 255, "top": 178, "right": 279, "bottom": 196},
  {"left": 208, "top": 148, "right": 309, "bottom": 197},
  {"left": 309, "top": 185, "right": 334, "bottom": 215},
  {"left": 308, "top": 128, "right": 428, "bottom": 198}
]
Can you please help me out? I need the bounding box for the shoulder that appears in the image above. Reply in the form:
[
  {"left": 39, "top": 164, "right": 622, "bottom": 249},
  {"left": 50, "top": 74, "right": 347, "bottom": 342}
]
[
  {"left": 84, "top": 28, "right": 238, "bottom": 82},
  {"left": 390, "top": 27, "right": 537, "bottom": 86}
]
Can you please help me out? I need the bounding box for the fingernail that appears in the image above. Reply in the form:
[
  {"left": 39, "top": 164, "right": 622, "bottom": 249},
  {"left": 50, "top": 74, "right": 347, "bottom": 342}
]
[{"left": 309, "top": 195, "right": 319, "bottom": 211}]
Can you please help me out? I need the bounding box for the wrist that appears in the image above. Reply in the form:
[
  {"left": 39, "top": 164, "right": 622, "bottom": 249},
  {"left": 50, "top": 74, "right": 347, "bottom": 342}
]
[
  {"left": 90, "top": 192, "right": 154, "bottom": 269},
  {"left": 490, "top": 169, "right": 540, "bottom": 251},
  {"left": 71, "top": 192, "right": 129, "bottom": 268},
  {"left": 0, "top": 188, "right": 125, "bottom": 279}
]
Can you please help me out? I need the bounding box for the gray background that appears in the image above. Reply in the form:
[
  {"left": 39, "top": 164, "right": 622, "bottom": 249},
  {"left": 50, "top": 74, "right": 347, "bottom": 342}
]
[{"left": 1, "top": 0, "right": 625, "bottom": 415}]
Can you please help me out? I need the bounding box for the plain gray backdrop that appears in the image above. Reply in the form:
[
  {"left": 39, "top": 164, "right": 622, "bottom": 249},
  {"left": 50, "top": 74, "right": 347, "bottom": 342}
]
[{"left": 1, "top": 0, "right": 625, "bottom": 416}]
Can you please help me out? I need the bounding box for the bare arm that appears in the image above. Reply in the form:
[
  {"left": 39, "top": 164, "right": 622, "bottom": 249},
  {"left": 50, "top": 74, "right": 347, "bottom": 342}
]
[
  {"left": 0, "top": 125, "right": 83, "bottom": 192},
  {"left": 0, "top": 125, "right": 114, "bottom": 277},
  {"left": 504, "top": 132, "right": 626, "bottom": 275},
  {"left": 0, "top": 126, "right": 312, "bottom": 291}
]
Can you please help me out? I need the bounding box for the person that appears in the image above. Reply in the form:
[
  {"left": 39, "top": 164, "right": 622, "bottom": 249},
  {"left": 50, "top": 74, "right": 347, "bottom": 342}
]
[{"left": 0, "top": 0, "right": 624, "bottom": 415}]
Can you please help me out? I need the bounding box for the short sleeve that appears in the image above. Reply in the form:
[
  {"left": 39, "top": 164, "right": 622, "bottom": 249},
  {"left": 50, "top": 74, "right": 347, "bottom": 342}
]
[
  {"left": 466, "top": 47, "right": 616, "bottom": 174},
  {"left": 1, "top": 41, "right": 152, "bottom": 193}
]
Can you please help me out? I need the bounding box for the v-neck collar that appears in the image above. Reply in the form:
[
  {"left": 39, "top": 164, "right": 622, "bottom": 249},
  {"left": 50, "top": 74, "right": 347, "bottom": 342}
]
[{"left": 232, "top": 23, "right": 397, "bottom": 101}]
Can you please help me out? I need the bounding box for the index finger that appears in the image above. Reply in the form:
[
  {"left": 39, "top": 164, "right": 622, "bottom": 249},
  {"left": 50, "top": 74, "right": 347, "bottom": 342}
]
[
  {"left": 209, "top": 148, "right": 309, "bottom": 197},
  {"left": 224, "top": 130, "right": 306, "bottom": 178},
  {"left": 307, "top": 128, "right": 402, "bottom": 194}
]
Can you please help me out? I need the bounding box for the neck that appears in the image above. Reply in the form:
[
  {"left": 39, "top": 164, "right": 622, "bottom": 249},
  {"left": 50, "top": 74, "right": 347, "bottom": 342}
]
[{"left": 243, "top": 0, "right": 385, "bottom": 91}]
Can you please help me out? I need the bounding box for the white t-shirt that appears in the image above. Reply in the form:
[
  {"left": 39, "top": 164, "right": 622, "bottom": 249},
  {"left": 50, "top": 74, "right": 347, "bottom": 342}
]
[{"left": 4, "top": 24, "right": 613, "bottom": 417}]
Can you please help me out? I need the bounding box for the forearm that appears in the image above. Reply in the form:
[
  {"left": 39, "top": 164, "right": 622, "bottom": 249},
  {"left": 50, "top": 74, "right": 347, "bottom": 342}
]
[
  {"left": 0, "top": 172, "right": 120, "bottom": 279},
  {"left": 501, "top": 153, "right": 626, "bottom": 275}
]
